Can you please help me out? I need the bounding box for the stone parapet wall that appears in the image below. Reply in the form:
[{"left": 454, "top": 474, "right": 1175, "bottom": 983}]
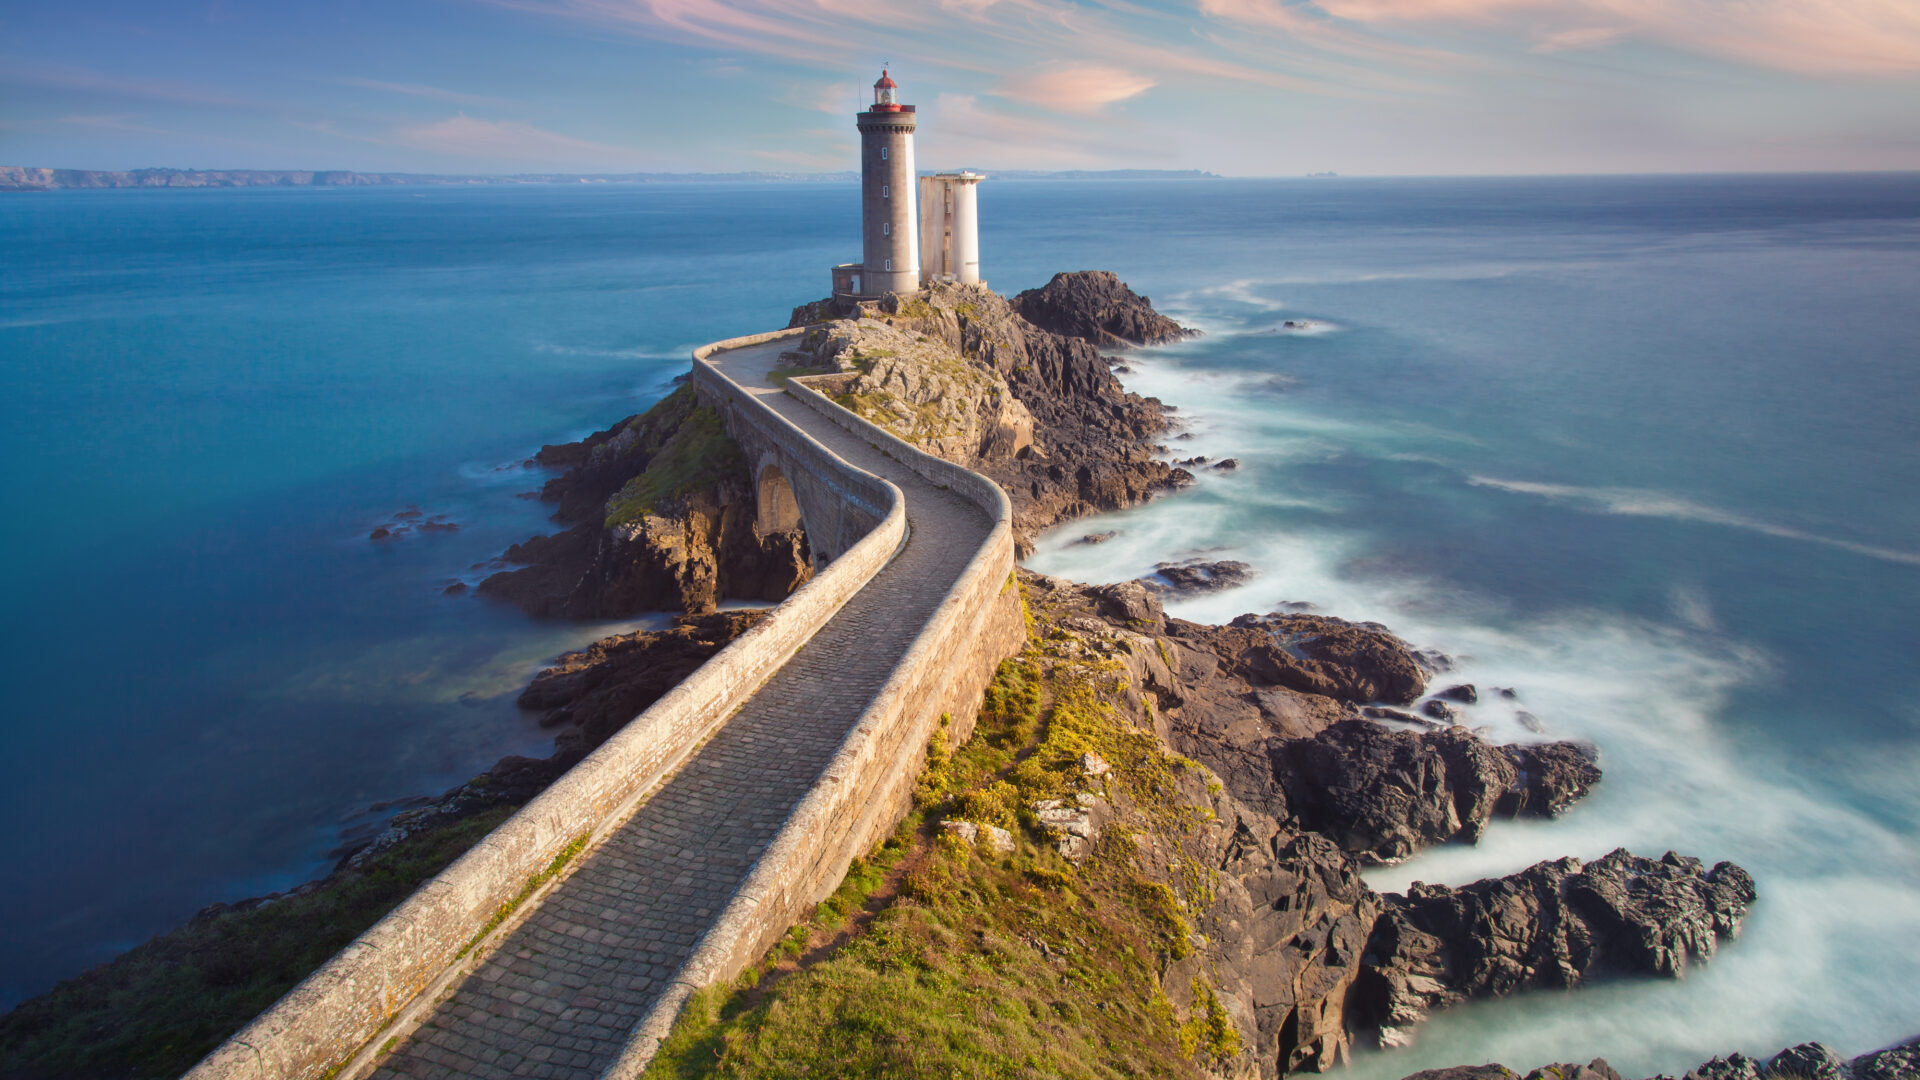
[
  {"left": 184, "top": 333, "right": 910, "bottom": 1080},
  {"left": 598, "top": 358, "right": 1025, "bottom": 1078}
]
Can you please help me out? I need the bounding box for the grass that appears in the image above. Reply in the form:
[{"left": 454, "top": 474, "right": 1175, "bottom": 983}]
[
  {"left": 0, "top": 805, "right": 519, "bottom": 1080},
  {"left": 456, "top": 830, "right": 591, "bottom": 959},
  {"left": 644, "top": 591, "right": 1231, "bottom": 1079},
  {"left": 767, "top": 363, "right": 834, "bottom": 387},
  {"left": 605, "top": 403, "right": 749, "bottom": 528}
]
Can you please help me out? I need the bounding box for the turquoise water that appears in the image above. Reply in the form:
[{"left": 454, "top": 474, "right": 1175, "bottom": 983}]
[{"left": 4, "top": 177, "right": 1918, "bottom": 1071}]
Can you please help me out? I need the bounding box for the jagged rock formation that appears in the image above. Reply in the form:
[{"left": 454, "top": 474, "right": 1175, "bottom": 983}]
[
  {"left": 787, "top": 274, "right": 1195, "bottom": 554},
  {"left": 1357, "top": 849, "right": 1756, "bottom": 1046},
  {"left": 479, "top": 386, "right": 811, "bottom": 618},
  {"left": 1401, "top": 1034, "right": 1920, "bottom": 1080},
  {"left": 1280, "top": 722, "right": 1601, "bottom": 864},
  {"left": 1015, "top": 571, "right": 1750, "bottom": 1079},
  {"left": 1011, "top": 270, "right": 1197, "bottom": 348}
]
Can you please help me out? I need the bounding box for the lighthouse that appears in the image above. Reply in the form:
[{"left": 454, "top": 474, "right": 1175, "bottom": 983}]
[
  {"left": 830, "top": 69, "right": 985, "bottom": 303},
  {"left": 842, "top": 69, "right": 920, "bottom": 299}
]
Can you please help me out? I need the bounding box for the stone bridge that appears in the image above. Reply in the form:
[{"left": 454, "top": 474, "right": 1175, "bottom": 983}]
[{"left": 187, "top": 328, "right": 1026, "bottom": 1080}]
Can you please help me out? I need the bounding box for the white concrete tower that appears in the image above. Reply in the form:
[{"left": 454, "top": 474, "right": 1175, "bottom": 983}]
[
  {"left": 918, "top": 172, "right": 984, "bottom": 286},
  {"left": 855, "top": 69, "right": 919, "bottom": 297}
]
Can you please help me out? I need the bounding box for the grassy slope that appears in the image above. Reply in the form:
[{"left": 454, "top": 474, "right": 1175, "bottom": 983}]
[
  {"left": 646, "top": 590, "right": 1237, "bottom": 1079},
  {"left": 604, "top": 395, "right": 747, "bottom": 529},
  {"left": 0, "top": 806, "right": 518, "bottom": 1080}
]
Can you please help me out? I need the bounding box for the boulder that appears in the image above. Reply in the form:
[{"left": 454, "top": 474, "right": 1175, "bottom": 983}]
[
  {"left": 1141, "top": 559, "right": 1257, "bottom": 596},
  {"left": 1010, "top": 270, "right": 1196, "bottom": 348},
  {"left": 1355, "top": 849, "right": 1756, "bottom": 1045}
]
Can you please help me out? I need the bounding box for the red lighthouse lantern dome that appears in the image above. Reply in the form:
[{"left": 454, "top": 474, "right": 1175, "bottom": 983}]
[{"left": 873, "top": 69, "right": 899, "bottom": 108}]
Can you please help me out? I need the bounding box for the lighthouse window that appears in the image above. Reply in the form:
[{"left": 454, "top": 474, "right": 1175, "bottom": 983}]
[
  {"left": 880, "top": 147, "right": 888, "bottom": 160},
  {"left": 882, "top": 185, "right": 889, "bottom": 199},
  {"left": 885, "top": 259, "right": 893, "bottom": 270},
  {"left": 882, "top": 222, "right": 890, "bottom": 236}
]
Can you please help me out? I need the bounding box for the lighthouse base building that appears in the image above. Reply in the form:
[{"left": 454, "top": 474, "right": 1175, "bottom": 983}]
[{"left": 831, "top": 71, "right": 983, "bottom": 304}]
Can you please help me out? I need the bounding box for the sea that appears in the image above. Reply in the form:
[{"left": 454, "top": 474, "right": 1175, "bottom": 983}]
[{"left": 2, "top": 175, "right": 1916, "bottom": 1073}]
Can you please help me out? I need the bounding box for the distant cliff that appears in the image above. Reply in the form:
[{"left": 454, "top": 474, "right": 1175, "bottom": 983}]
[{"left": 0, "top": 166, "right": 1220, "bottom": 192}]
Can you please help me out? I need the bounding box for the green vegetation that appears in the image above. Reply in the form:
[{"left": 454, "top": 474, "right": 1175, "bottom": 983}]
[
  {"left": 645, "top": 594, "right": 1231, "bottom": 1079},
  {"left": 605, "top": 402, "right": 748, "bottom": 528},
  {"left": 767, "top": 362, "right": 834, "bottom": 387},
  {"left": 457, "top": 830, "right": 591, "bottom": 959},
  {"left": 0, "top": 805, "right": 519, "bottom": 1080}
]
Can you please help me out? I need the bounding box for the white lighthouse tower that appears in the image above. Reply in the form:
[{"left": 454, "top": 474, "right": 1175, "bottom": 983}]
[{"left": 918, "top": 172, "right": 984, "bottom": 286}]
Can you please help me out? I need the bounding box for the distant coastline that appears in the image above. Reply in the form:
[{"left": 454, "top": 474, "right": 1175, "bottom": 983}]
[{"left": 0, "top": 165, "right": 1222, "bottom": 192}]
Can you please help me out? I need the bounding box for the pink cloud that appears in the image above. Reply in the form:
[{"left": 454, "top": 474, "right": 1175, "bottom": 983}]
[
  {"left": 336, "top": 78, "right": 514, "bottom": 107},
  {"left": 1001, "top": 64, "right": 1156, "bottom": 113},
  {"left": 1302, "top": 0, "right": 1920, "bottom": 75}
]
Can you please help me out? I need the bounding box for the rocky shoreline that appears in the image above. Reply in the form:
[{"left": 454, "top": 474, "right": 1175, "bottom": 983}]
[{"left": 8, "top": 271, "right": 1886, "bottom": 1080}]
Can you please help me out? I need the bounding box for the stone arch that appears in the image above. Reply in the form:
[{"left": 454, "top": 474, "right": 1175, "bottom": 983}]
[{"left": 756, "top": 462, "right": 805, "bottom": 536}]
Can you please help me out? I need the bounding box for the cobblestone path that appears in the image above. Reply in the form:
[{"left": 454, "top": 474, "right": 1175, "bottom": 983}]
[{"left": 370, "top": 340, "right": 991, "bottom": 1079}]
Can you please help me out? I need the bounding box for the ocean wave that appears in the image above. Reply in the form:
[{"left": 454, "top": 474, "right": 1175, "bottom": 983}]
[
  {"left": 1028, "top": 481, "right": 1920, "bottom": 1076},
  {"left": 1468, "top": 475, "right": 1920, "bottom": 567}
]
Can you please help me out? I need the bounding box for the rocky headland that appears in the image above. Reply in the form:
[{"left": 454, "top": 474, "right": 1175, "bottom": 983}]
[{"left": 0, "top": 272, "right": 1783, "bottom": 1080}]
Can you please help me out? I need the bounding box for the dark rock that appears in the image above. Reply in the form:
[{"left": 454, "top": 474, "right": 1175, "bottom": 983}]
[
  {"left": 1142, "top": 559, "right": 1256, "bottom": 596},
  {"left": 1363, "top": 706, "right": 1435, "bottom": 727},
  {"left": 1198, "top": 612, "right": 1429, "bottom": 706},
  {"left": 1422, "top": 699, "right": 1459, "bottom": 723},
  {"left": 442, "top": 581, "right": 468, "bottom": 596},
  {"left": 1526, "top": 1063, "right": 1624, "bottom": 1080},
  {"left": 1088, "top": 580, "right": 1166, "bottom": 630},
  {"left": 1276, "top": 721, "right": 1597, "bottom": 863},
  {"left": 1074, "top": 530, "right": 1117, "bottom": 546},
  {"left": 1687, "top": 1054, "right": 1766, "bottom": 1080},
  {"left": 1499, "top": 740, "right": 1601, "bottom": 817},
  {"left": 518, "top": 610, "right": 766, "bottom": 761},
  {"left": 369, "top": 526, "right": 392, "bottom": 541},
  {"left": 1212, "top": 458, "right": 1241, "bottom": 471},
  {"left": 1495, "top": 686, "right": 1519, "bottom": 700},
  {"left": 1768, "top": 1044, "right": 1849, "bottom": 1080},
  {"left": 1516, "top": 710, "right": 1546, "bottom": 733},
  {"left": 1438, "top": 683, "right": 1478, "bottom": 704},
  {"left": 1355, "top": 849, "right": 1756, "bottom": 1045},
  {"left": 1010, "top": 270, "right": 1196, "bottom": 348},
  {"left": 1401, "top": 1068, "right": 1519, "bottom": 1080},
  {"left": 1853, "top": 1035, "right": 1920, "bottom": 1080}
]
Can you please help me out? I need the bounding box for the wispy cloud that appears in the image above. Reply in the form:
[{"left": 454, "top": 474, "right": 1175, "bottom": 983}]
[
  {"left": 1000, "top": 64, "right": 1156, "bottom": 113},
  {"left": 1530, "top": 25, "right": 1628, "bottom": 52},
  {"left": 335, "top": 77, "right": 514, "bottom": 107},
  {"left": 1, "top": 59, "right": 253, "bottom": 106},
  {"left": 1304, "top": 0, "right": 1920, "bottom": 75}
]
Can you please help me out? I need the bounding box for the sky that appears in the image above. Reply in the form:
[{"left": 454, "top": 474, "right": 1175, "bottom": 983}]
[{"left": 3, "top": 0, "right": 1919, "bottom": 176}]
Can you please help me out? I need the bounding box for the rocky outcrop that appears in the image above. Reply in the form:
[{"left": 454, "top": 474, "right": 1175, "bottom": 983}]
[
  {"left": 1010, "top": 270, "right": 1196, "bottom": 348},
  {"left": 518, "top": 610, "right": 766, "bottom": 763},
  {"left": 479, "top": 387, "right": 811, "bottom": 618},
  {"left": 1401, "top": 1034, "right": 1920, "bottom": 1080},
  {"left": 1278, "top": 722, "right": 1601, "bottom": 864},
  {"left": 786, "top": 275, "right": 1195, "bottom": 554},
  {"left": 1013, "top": 571, "right": 1748, "bottom": 1079},
  {"left": 1357, "top": 849, "right": 1757, "bottom": 1047},
  {"left": 1142, "top": 558, "right": 1257, "bottom": 596}
]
